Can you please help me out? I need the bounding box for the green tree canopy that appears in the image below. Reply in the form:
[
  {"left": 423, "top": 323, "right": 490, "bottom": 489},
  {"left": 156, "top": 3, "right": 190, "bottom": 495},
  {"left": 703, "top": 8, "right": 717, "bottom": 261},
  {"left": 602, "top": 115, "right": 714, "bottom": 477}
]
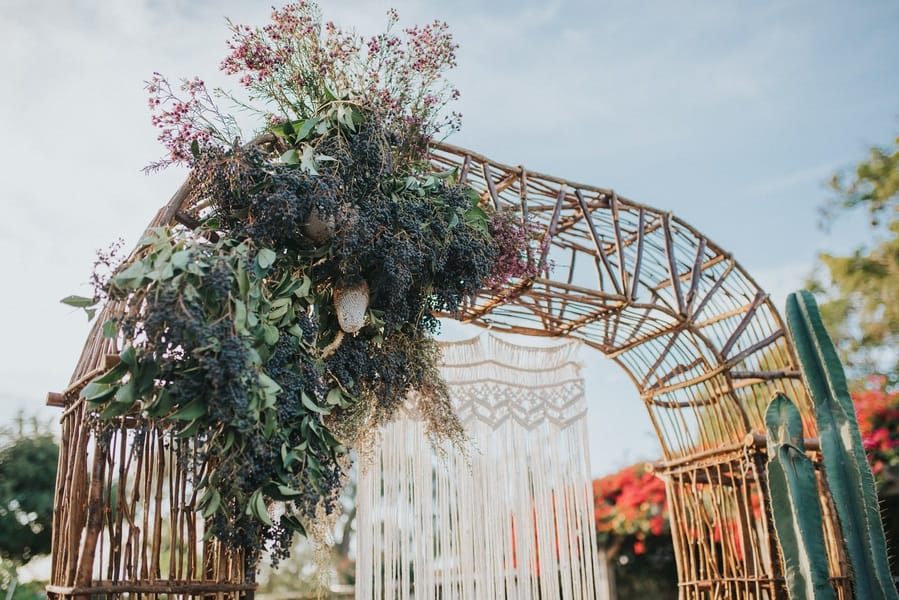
[
  {"left": 0, "top": 416, "right": 59, "bottom": 564},
  {"left": 814, "top": 131, "right": 899, "bottom": 384}
]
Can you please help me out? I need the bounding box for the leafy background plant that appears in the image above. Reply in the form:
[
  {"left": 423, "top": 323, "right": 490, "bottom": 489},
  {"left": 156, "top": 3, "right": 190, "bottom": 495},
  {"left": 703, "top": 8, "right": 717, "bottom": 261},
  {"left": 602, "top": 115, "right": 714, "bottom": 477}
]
[{"left": 0, "top": 414, "right": 58, "bottom": 599}]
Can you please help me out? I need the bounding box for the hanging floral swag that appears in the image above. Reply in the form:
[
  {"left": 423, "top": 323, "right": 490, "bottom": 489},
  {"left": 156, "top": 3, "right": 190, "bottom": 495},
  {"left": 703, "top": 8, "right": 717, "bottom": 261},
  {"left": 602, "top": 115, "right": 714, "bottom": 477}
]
[{"left": 62, "top": 3, "right": 539, "bottom": 570}]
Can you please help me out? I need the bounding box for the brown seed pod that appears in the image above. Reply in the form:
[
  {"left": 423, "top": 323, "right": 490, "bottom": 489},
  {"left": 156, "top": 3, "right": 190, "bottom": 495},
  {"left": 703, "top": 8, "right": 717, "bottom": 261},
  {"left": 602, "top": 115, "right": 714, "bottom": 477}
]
[
  {"left": 334, "top": 279, "right": 369, "bottom": 333},
  {"left": 303, "top": 206, "right": 336, "bottom": 244}
]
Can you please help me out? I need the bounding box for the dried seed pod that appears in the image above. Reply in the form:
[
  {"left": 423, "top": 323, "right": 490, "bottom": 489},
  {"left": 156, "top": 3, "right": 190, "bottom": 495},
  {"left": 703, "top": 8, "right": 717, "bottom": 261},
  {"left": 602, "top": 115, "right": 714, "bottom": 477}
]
[
  {"left": 303, "top": 206, "right": 336, "bottom": 244},
  {"left": 334, "top": 279, "right": 369, "bottom": 333}
]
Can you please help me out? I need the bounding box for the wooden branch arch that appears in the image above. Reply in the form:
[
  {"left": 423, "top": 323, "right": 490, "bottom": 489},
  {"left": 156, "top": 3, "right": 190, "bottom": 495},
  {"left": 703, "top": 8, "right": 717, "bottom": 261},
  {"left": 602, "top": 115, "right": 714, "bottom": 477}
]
[
  {"left": 430, "top": 141, "right": 851, "bottom": 597},
  {"left": 431, "top": 141, "right": 804, "bottom": 455},
  {"left": 47, "top": 138, "right": 853, "bottom": 599}
]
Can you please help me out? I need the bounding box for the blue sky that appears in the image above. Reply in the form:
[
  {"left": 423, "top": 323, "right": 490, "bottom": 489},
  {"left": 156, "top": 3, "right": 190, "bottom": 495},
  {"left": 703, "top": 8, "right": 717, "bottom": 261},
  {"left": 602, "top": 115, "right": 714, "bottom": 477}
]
[{"left": 0, "top": 0, "right": 897, "bottom": 475}]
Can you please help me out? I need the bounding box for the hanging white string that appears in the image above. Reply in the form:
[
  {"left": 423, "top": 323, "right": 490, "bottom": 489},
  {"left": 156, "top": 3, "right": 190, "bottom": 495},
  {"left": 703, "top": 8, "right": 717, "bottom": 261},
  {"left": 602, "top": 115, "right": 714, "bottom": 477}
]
[{"left": 356, "top": 333, "right": 599, "bottom": 599}]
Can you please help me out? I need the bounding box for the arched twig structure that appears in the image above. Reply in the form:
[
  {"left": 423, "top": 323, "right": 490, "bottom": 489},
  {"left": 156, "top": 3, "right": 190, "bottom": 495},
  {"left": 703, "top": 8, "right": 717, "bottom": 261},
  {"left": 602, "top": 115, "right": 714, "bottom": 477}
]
[
  {"left": 429, "top": 141, "right": 851, "bottom": 597},
  {"left": 47, "top": 138, "right": 852, "bottom": 599},
  {"left": 432, "top": 141, "right": 801, "bottom": 451}
]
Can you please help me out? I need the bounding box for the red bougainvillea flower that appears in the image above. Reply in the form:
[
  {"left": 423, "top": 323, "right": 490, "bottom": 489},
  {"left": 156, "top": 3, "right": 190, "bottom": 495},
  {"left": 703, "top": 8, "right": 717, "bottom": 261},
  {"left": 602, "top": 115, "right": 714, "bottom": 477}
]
[
  {"left": 593, "top": 463, "right": 669, "bottom": 555},
  {"left": 852, "top": 380, "right": 899, "bottom": 482}
]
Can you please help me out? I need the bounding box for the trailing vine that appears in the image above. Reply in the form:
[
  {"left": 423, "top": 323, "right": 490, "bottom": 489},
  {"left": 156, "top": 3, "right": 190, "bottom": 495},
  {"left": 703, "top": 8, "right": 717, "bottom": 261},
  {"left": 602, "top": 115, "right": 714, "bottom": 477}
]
[{"left": 64, "top": 2, "right": 538, "bottom": 572}]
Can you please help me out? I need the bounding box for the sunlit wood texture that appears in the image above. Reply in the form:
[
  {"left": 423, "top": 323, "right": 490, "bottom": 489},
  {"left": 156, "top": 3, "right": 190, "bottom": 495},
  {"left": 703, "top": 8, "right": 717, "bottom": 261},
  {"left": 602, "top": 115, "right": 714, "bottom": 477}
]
[{"left": 47, "top": 137, "right": 853, "bottom": 598}]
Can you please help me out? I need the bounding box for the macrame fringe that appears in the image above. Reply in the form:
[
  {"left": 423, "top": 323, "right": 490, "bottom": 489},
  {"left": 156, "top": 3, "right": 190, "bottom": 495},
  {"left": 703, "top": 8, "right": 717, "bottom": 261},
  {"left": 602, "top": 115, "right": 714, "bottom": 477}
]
[{"left": 356, "top": 334, "right": 599, "bottom": 599}]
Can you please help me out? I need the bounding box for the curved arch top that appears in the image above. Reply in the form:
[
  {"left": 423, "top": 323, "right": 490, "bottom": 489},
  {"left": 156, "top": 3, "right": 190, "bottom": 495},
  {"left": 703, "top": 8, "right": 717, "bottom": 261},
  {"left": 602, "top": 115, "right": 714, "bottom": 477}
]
[{"left": 430, "top": 141, "right": 811, "bottom": 461}]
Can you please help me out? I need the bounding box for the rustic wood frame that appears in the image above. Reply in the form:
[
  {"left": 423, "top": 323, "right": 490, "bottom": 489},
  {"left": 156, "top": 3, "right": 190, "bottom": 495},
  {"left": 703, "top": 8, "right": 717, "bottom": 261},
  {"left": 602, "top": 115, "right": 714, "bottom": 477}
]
[{"left": 47, "top": 138, "right": 852, "bottom": 599}]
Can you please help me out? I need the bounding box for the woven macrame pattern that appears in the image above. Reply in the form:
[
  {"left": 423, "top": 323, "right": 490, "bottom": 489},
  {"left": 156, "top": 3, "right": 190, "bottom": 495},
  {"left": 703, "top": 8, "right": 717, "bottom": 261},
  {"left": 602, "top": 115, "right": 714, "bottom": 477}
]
[{"left": 356, "top": 334, "right": 599, "bottom": 600}]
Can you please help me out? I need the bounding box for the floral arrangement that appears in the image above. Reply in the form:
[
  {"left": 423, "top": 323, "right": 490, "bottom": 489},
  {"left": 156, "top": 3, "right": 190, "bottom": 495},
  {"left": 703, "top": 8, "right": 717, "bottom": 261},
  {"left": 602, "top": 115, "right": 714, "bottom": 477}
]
[{"left": 64, "top": 2, "right": 536, "bottom": 571}]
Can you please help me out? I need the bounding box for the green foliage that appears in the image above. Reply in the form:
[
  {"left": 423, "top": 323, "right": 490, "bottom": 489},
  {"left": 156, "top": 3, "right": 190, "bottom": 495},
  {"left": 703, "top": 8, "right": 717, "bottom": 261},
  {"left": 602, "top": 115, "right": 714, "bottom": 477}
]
[
  {"left": 764, "top": 393, "right": 834, "bottom": 600},
  {"left": 0, "top": 560, "right": 48, "bottom": 600},
  {"left": 0, "top": 416, "right": 58, "bottom": 565},
  {"left": 825, "top": 134, "right": 899, "bottom": 224},
  {"left": 814, "top": 132, "right": 899, "bottom": 383},
  {"left": 785, "top": 290, "right": 897, "bottom": 599}
]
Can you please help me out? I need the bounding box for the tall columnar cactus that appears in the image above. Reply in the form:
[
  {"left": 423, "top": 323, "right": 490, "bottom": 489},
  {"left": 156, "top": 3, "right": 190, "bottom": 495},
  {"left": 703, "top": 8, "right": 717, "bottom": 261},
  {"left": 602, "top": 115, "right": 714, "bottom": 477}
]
[
  {"left": 765, "top": 392, "right": 835, "bottom": 600},
  {"left": 785, "top": 290, "right": 898, "bottom": 599}
]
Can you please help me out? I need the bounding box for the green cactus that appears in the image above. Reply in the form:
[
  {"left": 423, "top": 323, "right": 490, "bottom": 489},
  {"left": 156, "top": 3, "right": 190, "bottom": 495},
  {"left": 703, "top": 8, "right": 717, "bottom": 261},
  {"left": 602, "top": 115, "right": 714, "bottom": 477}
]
[
  {"left": 785, "top": 290, "right": 897, "bottom": 599},
  {"left": 765, "top": 392, "right": 835, "bottom": 600}
]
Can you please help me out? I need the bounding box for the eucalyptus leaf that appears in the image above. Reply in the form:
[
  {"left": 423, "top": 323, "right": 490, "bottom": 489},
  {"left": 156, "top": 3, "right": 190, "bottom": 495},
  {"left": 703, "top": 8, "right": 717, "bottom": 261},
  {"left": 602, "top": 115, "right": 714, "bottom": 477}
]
[
  {"left": 294, "top": 116, "right": 320, "bottom": 141},
  {"left": 81, "top": 381, "right": 116, "bottom": 403},
  {"left": 102, "top": 319, "right": 118, "bottom": 339},
  {"left": 314, "top": 118, "right": 331, "bottom": 136},
  {"left": 257, "top": 248, "right": 277, "bottom": 269},
  {"left": 234, "top": 299, "right": 248, "bottom": 334},
  {"left": 281, "top": 514, "right": 307, "bottom": 536},
  {"left": 144, "top": 388, "right": 173, "bottom": 418},
  {"left": 113, "top": 261, "right": 148, "bottom": 287},
  {"left": 61, "top": 295, "right": 97, "bottom": 308},
  {"left": 170, "top": 399, "right": 206, "bottom": 421},
  {"left": 120, "top": 345, "right": 138, "bottom": 370},
  {"left": 200, "top": 487, "right": 221, "bottom": 518},
  {"left": 114, "top": 379, "right": 137, "bottom": 405},
  {"left": 171, "top": 250, "right": 192, "bottom": 271},
  {"left": 295, "top": 275, "right": 312, "bottom": 299},
  {"left": 262, "top": 323, "right": 280, "bottom": 345},
  {"left": 299, "top": 144, "right": 319, "bottom": 175},
  {"left": 92, "top": 361, "right": 129, "bottom": 385},
  {"left": 326, "top": 387, "right": 345, "bottom": 407},
  {"left": 175, "top": 418, "right": 203, "bottom": 439},
  {"left": 301, "top": 392, "right": 330, "bottom": 415},
  {"left": 100, "top": 400, "right": 133, "bottom": 419},
  {"left": 247, "top": 489, "right": 274, "bottom": 526},
  {"left": 280, "top": 148, "right": 299, "bottom": 165},
  {"left": 276, "top": 484, "right": 302, "bottom": 498}
]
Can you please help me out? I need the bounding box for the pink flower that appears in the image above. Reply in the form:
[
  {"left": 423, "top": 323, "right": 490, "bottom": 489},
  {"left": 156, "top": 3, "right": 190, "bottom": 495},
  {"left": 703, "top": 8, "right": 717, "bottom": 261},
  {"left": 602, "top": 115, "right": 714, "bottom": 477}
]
[{"left": 487, "top": 210, "right": 539, "bottom": 287}]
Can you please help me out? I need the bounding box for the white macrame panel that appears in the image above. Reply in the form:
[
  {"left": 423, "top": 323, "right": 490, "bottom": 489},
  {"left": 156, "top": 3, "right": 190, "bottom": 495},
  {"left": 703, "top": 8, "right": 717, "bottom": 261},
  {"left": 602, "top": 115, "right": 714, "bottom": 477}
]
[{"left": 356, "top": 334, "right": 599, "bottom": 599}]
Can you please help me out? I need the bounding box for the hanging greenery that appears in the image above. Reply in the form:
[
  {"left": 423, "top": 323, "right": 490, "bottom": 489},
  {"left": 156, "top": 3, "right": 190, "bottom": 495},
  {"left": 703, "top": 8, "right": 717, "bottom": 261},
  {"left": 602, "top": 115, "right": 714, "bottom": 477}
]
[{"left": 63, "top": 2, "right": 537, "bottom": 569}]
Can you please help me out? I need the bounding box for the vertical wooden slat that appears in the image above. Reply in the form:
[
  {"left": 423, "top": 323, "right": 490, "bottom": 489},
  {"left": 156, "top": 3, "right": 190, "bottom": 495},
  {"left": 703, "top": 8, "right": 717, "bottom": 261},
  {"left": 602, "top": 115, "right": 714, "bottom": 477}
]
[
  {"left": 609, "top": 191, "right": 629, "bottom": 297},
  {"left": 662, "top": 213, "right": 685, "bottom": 315},
  {"left": 684, "top": 237, "right": 707, "bottom": 314},
  {"left": 629, "top": 207, "right": 646, "bottom": 301},
  {"left": 575, "top": 189, "right": 622, "bottom": 295},
  {"left": 482, "top": 163, "right": 500, "bottom": 210}
]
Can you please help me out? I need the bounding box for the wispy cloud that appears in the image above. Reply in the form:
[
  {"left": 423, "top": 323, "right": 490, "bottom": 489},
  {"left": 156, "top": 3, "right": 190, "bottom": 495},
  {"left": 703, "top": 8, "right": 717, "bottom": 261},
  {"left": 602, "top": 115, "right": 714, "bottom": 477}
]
[{"left": 739, "top": 161, "right": 839, "bottom": 198}]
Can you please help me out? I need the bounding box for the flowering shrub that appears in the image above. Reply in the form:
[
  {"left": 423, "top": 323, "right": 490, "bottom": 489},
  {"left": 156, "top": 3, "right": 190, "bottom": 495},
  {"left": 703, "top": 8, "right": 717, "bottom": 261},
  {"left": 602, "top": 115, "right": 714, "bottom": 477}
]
[
  {"left": 853, "top": 380, "right": 899, "bottom": 479},
  {"left": 593, "top": 463, "right": 669, "bottom": 555}
]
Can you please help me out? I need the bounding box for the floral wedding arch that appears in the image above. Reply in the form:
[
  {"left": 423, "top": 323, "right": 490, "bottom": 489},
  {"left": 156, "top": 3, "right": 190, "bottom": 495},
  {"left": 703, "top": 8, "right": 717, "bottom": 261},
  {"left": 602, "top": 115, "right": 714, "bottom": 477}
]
[{"left": 46, "top": 4, "right": 857, "bottom": 599}]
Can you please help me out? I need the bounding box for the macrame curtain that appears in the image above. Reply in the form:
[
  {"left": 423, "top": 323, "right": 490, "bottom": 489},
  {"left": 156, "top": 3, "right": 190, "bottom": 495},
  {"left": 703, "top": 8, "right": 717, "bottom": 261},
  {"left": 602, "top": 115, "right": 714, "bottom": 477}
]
[{"left": 356, "top": 334, "right": 599, "bottom": 599}]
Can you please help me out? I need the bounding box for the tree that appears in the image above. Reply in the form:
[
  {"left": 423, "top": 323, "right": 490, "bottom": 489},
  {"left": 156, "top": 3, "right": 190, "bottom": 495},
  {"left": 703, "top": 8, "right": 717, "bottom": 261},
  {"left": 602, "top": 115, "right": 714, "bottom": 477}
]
[
  {"left": 0, "top": 415, "right": 59, "bottom": 565},
  {"left": 814, "top": 131, "right": 899, "bottom": 383}
]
